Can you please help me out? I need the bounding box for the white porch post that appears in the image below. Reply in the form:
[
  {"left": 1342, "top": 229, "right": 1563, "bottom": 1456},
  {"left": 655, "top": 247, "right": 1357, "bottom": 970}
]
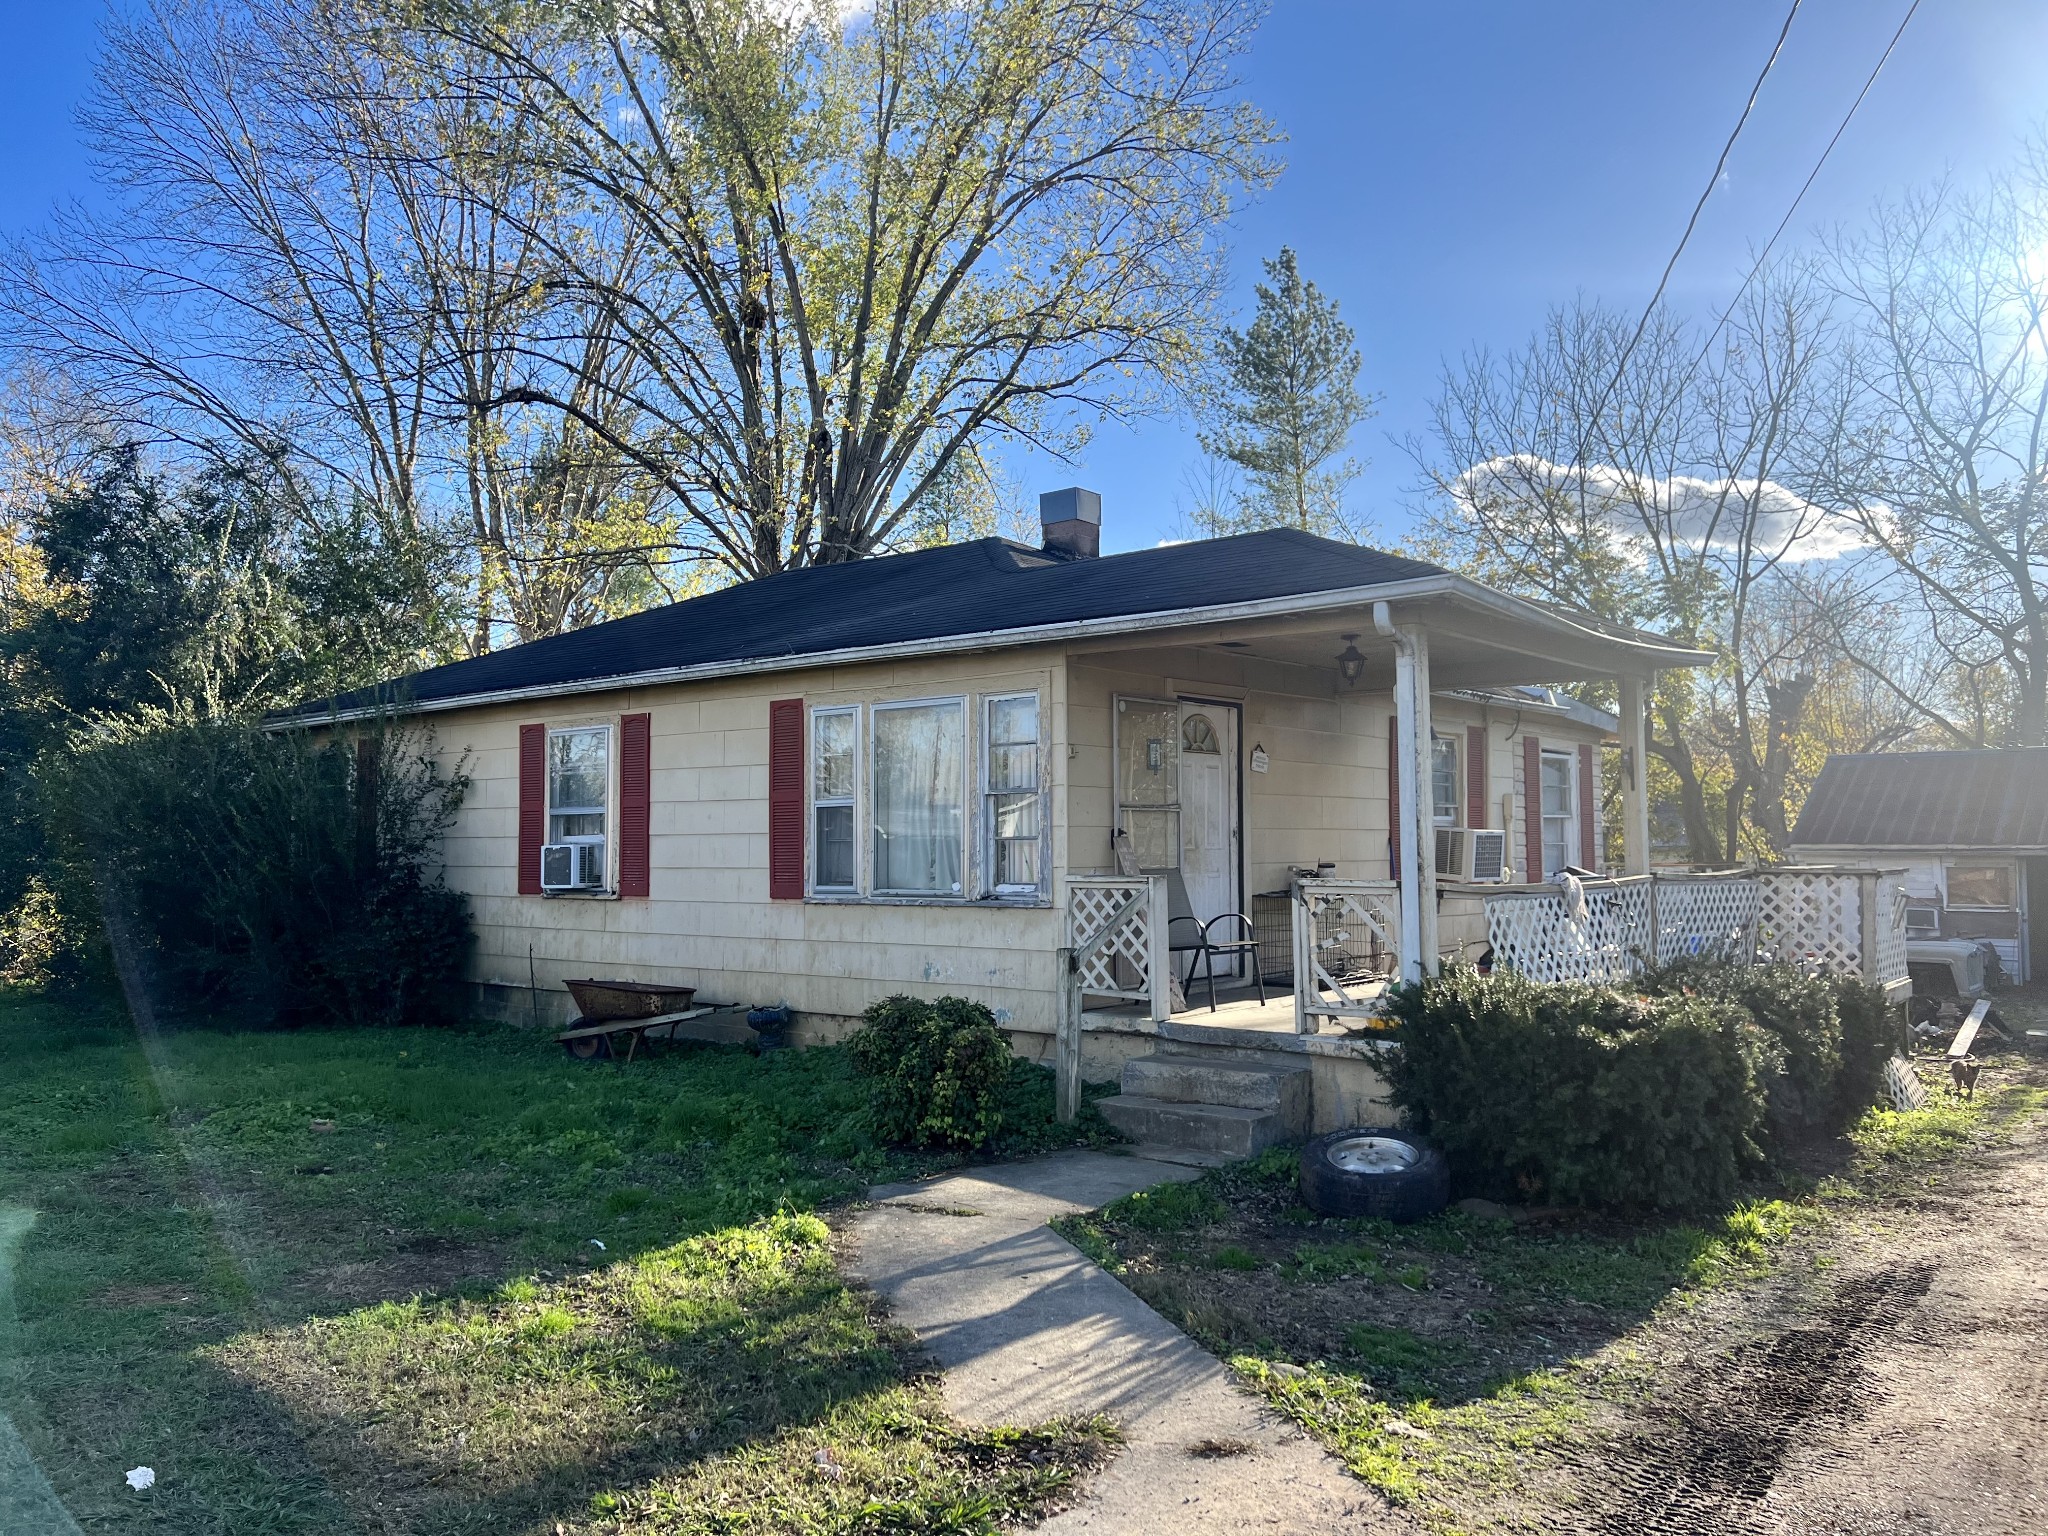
[
  {"left": 1619, "top": 674, "right": 1652, "bottom": 877},
  {"left": 1377, "top": 603, "right": 1438, "bottom": 981}
]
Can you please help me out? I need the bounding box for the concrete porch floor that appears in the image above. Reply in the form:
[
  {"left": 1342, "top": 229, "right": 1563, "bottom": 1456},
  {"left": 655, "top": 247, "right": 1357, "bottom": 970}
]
[{"left": 1082, "top": 976, "right": 1392, "bottom": 1037}]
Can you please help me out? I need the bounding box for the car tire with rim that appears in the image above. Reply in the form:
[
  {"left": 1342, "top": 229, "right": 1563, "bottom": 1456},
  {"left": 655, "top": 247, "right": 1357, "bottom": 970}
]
[{"left": 1299, "top": 1127, "right": 1450, "bottom": 1223}]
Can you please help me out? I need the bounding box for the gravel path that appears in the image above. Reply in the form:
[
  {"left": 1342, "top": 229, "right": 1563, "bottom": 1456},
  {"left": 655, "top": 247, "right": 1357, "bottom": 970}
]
[{"left": 849, "top": 1150, "right": 1415, "bottom": 1536}]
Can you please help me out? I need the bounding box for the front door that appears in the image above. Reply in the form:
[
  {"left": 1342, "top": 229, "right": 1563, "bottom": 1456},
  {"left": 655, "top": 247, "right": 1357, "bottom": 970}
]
[{"left": 1178, "top": 702, "right": 1240, "bottom": 967}]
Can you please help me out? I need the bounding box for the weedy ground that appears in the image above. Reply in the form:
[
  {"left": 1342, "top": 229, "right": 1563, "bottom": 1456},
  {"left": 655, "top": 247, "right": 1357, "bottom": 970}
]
[
  {"left": 0, "top": 988, "right": 1119, "bottom": 1534},
  {"left": 1055, "top": 1047, "right": 2048, "bottom": 1533}
]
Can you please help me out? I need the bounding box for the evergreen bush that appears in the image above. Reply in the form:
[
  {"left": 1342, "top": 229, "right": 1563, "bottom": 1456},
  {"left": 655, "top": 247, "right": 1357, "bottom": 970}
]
[
  {"left": 845, "top": 994, "right": 1013, "bottom": 1149},
  {"left": 39, "top": 715, "right": 471, "bottom": 1027},
  {"left": 1830, "top": 975, "right": 1898, "bottom": 1130},
  {"left": 1380, "top": 966, "right": 1773, "bottom": 1209},
  {"left": 1643, "top": 959, "right": 1840, "bottom": 1145},
  {"left": 1642, "top": 958, "right": 1896, "bottom": 1142}
]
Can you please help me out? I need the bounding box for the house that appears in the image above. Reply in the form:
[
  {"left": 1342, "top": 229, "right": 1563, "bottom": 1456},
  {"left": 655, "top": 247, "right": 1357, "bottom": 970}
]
[
  {"left": 1790, "top": 748, "right": 2048, "bottom": 985},
  {"left": 312, "top": 490, "right": 1714, "bottom": 1146}
]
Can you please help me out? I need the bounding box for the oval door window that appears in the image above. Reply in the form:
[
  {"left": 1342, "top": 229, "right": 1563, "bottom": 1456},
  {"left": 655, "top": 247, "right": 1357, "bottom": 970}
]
[{"left": 1181, "top": 713, "right": 1220, "bottom": 754}]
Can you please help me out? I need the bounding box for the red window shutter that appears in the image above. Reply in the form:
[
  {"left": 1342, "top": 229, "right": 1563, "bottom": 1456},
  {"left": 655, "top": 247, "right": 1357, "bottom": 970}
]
[
  {"left": 1522, "top": 735, "right": 1543, "bottom": 880},
  {"left": 1579, "top": 742, "right": 1598, "bottom": 873},
  {"left": 619, "top": 712, "right": 652, "bottom": 898},
  {"left": 518, "top": 723, "right": 546, "bottom": 895},
  {"left": 1386, "top": 717, "right": 1400, "bottom": 880},
  {"left": 1465, "top": 725, "right": 1486, "bottom": 828},
  {"left": 768, "top": 698, "right": 805, "bottom": 900}
]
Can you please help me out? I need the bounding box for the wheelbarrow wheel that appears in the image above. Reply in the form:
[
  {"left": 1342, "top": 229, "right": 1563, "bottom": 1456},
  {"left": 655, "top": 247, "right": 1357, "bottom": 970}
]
[{"left": 562, "top": 1031, "right": 612, "bottom": 1061}]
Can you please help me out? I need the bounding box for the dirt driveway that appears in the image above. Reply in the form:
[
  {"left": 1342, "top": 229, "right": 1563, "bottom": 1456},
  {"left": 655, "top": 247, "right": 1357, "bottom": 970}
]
[{"left": 1576, "top": 1093, "right": 2048, "bottom": 1535}]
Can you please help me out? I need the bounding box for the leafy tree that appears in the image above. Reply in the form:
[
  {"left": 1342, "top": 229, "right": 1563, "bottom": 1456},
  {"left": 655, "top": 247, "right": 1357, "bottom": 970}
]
[
  {"left": 395, "top": 0, "right": 1278, "bottom": 578},
  {"left": 1192, "top": 246, "right": 1375, "bottom": 537},
  {"left": 3, "top": 447, "right": 439, "bottom": 726}
]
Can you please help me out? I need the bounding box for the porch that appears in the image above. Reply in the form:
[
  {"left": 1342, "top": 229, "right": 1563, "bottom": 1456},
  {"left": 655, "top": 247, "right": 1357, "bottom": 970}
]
[
  {"left": 1053, "top": 865, "right": 1910, "bottom": 1144},
  {"left": 1041, "top": 585, "right": 1907, "bottom": 1146}
]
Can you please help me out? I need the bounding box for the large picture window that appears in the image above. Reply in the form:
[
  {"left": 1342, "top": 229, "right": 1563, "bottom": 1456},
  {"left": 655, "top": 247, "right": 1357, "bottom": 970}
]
[
  {"left": 811, "top": 707, "right": 858, "bottom": 892},
  {"left": 872, "top": 700, "right": 965, "bottom": 896},
  {"left": 548, "top": 725, "right": 611, "bottom": 884},
  {"left": 1539, "top": 749, "right": 1574, "bottom": 877},
  {"left": 985, "top": 693, "right": 1041, "bottom": 893}
]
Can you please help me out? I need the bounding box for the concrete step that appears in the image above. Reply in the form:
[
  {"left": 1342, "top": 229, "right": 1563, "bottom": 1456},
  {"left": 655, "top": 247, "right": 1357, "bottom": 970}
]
[
  {"left": 1123, "top": 1053, "right": 1312, "bottom": 1123},
  {"left": 1096, "top": 1095, "right": 1289, "bottom": 1160}
]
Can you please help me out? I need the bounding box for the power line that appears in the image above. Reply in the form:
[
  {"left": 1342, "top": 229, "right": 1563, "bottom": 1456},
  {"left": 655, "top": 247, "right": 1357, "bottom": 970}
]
[
  {"left": 1570, "top": 0, "right": 1804, "bottom": 473},
  {"left": 1687, "top": 0, "right": 1921, "bottom": 373}
]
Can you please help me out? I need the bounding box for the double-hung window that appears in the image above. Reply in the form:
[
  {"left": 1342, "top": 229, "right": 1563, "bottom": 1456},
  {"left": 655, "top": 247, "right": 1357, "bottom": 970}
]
[
  {"left": 548, "top": 725, "right": 611, "bottom": 885},
  {"left": 984, "top": 693, "right": 1042, "bottom": 894},
  {"left": 872, "top": 699, "right": 966, "bottom": 896},
  {"left": 1539, "top": 749, "right": 1575, "bottom": 877},
  {"left": 811, "top": 708, "right": 858, "bottom": 893},
  {"left": 1431, "top": 736, "right": 1460, "bottom": 826}
]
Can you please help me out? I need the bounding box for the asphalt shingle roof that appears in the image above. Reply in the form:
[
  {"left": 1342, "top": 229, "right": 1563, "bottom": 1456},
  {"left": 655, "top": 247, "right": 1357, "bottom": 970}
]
[
  {"left": 312, "top": 528, "right": 1448, "bottom": 713},
  {"left": 1790, "top": 748, "right": 2048, "bottom": 851}
]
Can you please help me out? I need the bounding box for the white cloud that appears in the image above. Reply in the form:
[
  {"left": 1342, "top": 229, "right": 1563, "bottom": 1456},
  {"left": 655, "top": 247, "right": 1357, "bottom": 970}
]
[{"left": 1450, "top": 455, "right": 1867, "bottom": 562}]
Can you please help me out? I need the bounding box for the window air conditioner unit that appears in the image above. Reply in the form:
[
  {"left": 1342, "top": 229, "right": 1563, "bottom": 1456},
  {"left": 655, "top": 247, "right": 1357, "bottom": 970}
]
[
  {"left": 1435, "top": 826, "right": 1509, "bottom": 882},
  {"left": 541, "top": 842, "right": 605, "bottom": 892}
]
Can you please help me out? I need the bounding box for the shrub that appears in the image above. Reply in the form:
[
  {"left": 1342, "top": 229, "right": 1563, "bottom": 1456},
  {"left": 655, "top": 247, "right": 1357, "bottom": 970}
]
[
  {"left": 844, "top": 994, "right": 1013, "bottom": 1149},
  {"left": 1831, "top": 976, "right": 1898, "bottom": 1129},
  {"left": 39, "top": 715, "right": 471, "bottom": 1028},
  {"left": 1381, "top": 966, "right": 1772, "bottom": 1210},
  {"left": 1643, "top": 959, "right": 1838, "bottom": 1146},
  {"left": 1643, "top": 959, "right": 1897, "bottom": 1142}
]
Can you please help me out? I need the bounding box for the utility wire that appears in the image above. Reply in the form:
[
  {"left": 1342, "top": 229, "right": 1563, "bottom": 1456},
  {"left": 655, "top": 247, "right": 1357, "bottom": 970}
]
[
  {"left": 1686, "top": 0, "right": 1921, "bottom": 375},
  {"left": 1569, "top": 0, "right": 1804, "bottom": 474}
]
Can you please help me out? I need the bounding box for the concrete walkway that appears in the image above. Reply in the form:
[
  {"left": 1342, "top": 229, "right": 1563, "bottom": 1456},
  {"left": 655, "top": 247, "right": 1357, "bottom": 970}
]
[{"left": 851, "top": 1150, "right": 1414, "bottom": 1535}]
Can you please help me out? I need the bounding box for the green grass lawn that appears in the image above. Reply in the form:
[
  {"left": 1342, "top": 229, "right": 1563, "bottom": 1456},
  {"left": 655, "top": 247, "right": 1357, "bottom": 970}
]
[{"left": 0, "top": 988, "right": 1116, "bottom": 1534}]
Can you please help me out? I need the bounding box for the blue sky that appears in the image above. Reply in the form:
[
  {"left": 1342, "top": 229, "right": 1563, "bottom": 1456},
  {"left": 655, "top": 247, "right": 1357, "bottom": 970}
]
[{"left": 3, "top": 2, "right": 2045, "bottom": 551}]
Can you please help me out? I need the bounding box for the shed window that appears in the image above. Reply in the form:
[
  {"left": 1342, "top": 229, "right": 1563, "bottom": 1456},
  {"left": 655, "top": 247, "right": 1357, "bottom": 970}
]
[
  {"left": 548, "top": 725, "right": 610, "bottom": 883},
  {"left": 1947, "top": 863, "right": 2014, "bottom": 908},
  {"left": 1431, "top": 736, "right": 1460, "bottom": 826},
  {"left": 985, "top": 694, "right": 1041, "bottom": 893},
  {"left": 1539, "top": 749, "right": 1575, "bottom": 877},
  {"left": 811, "top": 708, "right": 858, "bottom": 892},
  {"left": 872, "top": 700, "right": 965, "bottom": 896}
]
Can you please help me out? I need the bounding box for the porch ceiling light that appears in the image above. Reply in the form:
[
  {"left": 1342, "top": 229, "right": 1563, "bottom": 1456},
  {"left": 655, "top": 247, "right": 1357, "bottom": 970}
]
[{"left": 1335, "top": 634, "right": 1366, "bottom": 688}]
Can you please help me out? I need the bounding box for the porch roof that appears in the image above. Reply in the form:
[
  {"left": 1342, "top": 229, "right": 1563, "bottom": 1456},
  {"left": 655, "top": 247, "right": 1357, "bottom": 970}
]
[{"left": 290, "top": 527, "right": 1713, "bottom": 721}]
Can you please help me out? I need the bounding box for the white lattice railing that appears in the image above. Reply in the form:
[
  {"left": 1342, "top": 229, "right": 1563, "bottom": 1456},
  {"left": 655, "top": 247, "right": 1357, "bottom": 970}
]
[
  {"left": 1877, "top": 884, "right": 1909, "bottom": 989},
  {"left": 1753, "top": 868, "right": 1910, "bottom": 996},
  {"left": 1651, "top": 873, "right": 1763, "bottom": 964},
  {"left": 1065, "top": 875, "right": 1170, "bottom": 1020},
  {"left": 1292, "top": 879, "right": 1402, "bottom": 1033},
  {"left": 1485, "top": 877, "right": 1654, "bottom": 984},
  {"left": 1477, "top": 867, "right": 1909, "bottom": 997}
]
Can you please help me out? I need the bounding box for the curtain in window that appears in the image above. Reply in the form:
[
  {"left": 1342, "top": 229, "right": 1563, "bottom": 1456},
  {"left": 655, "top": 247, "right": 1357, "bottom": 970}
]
[
  {"left": 1431, "top": 736, "right": 1459, "bottom": 825},
  {"left": 549, "top": 727, "right": 609, "bottom": 844},
  {"left": 1540, "top": 752, "right": 1573, "bottom": 876},
  {"left": 874, "top": 703, "right": 964, "bottom": 894},
  {"left": 813, "top": 711, "right": 857, "bottom": 889},
  {"left": 987, "top": 695, "right": 1040, "bottom": 890}
]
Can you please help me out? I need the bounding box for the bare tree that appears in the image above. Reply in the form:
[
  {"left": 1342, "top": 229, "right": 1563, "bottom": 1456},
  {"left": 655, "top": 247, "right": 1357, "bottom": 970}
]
[
  {"left": 1421, "top": 267, "right": 1872, "bottom": 862},
  {"left": 398, "top": 0, "right": 1280, "bottom": 578},
  {"left": 1818, "top": 153, "right": 2048, "bottom": 745},
  {"left": 0, "top": 0, "right": 665, "bottom": 652}
]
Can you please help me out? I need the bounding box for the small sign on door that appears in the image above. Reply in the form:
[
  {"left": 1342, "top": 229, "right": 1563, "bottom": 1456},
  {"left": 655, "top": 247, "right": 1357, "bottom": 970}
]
[{"left": 1249, "top": 743, "right": 1269, "bottom": 774}]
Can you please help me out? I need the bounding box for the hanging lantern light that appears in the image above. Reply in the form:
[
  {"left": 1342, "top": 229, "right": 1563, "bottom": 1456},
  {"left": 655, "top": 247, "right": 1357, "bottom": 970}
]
[{"left": 1335, "top": 634, "right": 1366, "bottom": 688}]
